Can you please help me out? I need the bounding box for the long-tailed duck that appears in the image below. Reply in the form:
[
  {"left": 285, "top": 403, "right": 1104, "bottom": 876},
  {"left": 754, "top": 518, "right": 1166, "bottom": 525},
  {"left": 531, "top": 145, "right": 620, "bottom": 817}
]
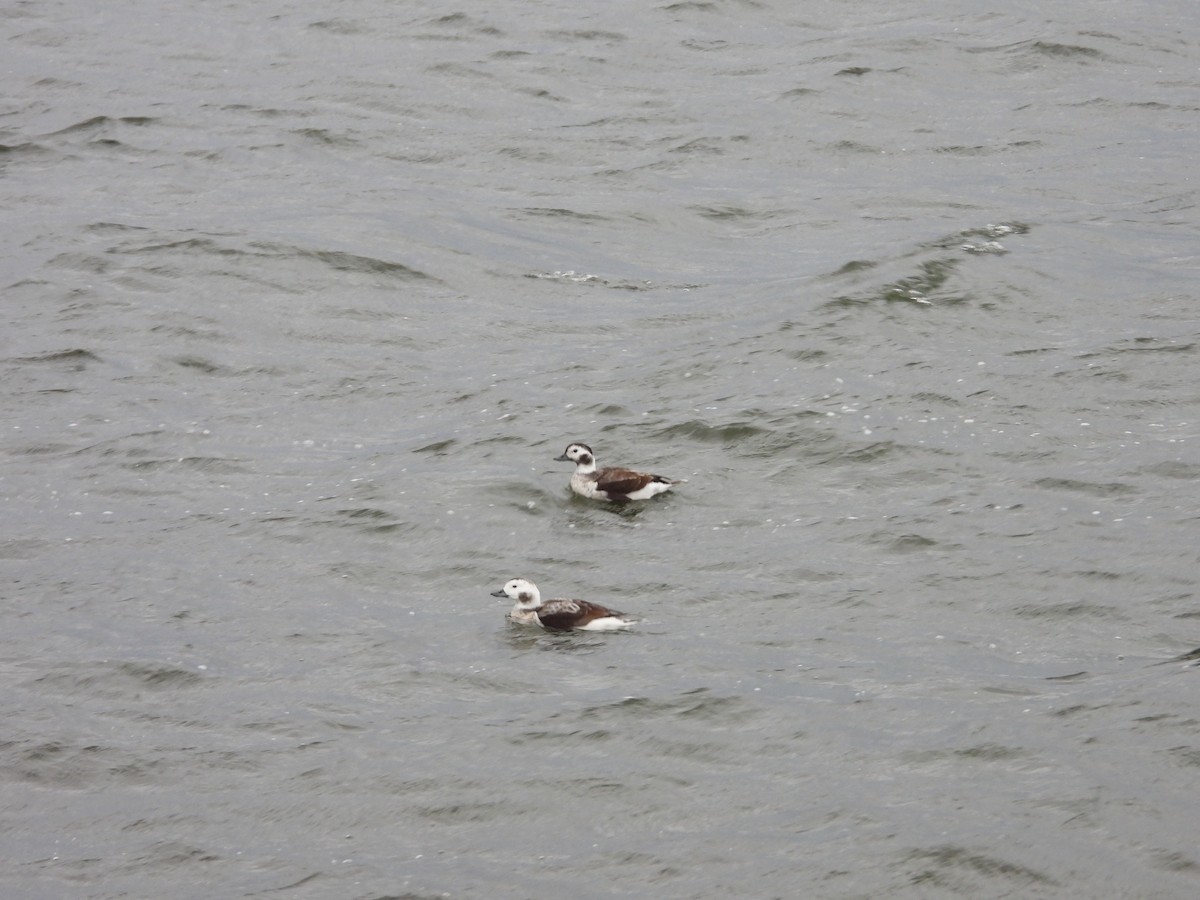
[
  {"left": 554, "top": 442, "right": 683, "bottom": 502},
  {"left": 490, "top": 578, "right": 636, "bottom": 631}
]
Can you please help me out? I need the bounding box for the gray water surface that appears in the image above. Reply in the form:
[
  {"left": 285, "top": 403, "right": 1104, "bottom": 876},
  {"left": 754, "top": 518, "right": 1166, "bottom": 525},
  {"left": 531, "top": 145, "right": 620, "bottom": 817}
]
[{"left": 3, "top": 1, "right": 1200, "bottom": 898}]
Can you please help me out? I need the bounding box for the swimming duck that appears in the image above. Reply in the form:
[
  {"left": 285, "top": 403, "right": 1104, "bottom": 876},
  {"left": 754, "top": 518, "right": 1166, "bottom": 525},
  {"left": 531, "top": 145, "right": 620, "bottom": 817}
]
[
  {"left": 554, "top": 442, "right": 682, "bottom": 502},
  {"left": 491, "top": 578, "right": 636, "bottom": 631}
]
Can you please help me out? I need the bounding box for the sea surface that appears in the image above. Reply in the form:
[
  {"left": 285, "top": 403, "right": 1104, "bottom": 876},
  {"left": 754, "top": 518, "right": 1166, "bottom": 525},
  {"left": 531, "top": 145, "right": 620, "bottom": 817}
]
[{"left": 3, "top": 1, "right": 1199, "bottom": 898}]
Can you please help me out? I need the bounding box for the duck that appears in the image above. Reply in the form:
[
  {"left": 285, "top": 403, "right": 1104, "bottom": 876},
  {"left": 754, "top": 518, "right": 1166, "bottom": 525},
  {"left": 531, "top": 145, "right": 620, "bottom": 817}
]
[
  {"left": 554, "top": 442, "right": 683, "bottom": 502},
  {"left": 490, "top": 578, "right": 636, "bottom": 631}
]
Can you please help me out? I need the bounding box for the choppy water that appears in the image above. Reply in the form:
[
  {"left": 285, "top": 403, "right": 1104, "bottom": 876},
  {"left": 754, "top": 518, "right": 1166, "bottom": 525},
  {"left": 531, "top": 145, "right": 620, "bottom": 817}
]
[{"left": 3, "top": 1, "right": 1199, "bottom": 897}]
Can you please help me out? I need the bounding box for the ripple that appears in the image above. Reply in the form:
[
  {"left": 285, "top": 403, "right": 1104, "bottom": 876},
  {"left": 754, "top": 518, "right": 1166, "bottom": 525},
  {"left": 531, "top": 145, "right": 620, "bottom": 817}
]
[
  {"left": 32, "top": 661, "right": 206, "bottom": 701},
  {"left": 903, "top": 844, "right": 1059, "bottom": 890},
  {"left": 0, "top": 141, "right": 54, "bottom": 162},
  {"left": 45, "top": 115, "right": 157, "bottom": 136},
  {"left": 327, "top": 508, "right": 416, "bottom": 535},
  {"left": 576, "top": 689, "right": 760, "bottom": 729},
  {"left": 12, "top": 348, "right": 100, "bottom": 368},
  {"left": 654, "top": 419, "right": 770, "bottom": 445},
  {"left": 513, "top": 207, "right": 612, "bottom": 222},
  {"left": 124, "top": 456, "right": 247, "bottom": 474},
  {"left": 0, "top": 740, "right": 167, "bottom": 790},
  {"left": 867, "top": 532, "right": 941, "bottom": 553},
  {"left": 307, "top": 18, "right": 365, "bottom": 36},
  {"left": 415, "top": 800, "right": 524, "bottom": 825},
  {"left": 1031, "top": 477, "right": 1137, "bottom": 497},
  {"left": 1028, "top": 40, "right": 1108, "bottom": 61},
  {"left": 1012, "top": 602, "right": 1123, "bottom": 620},
  {"left": 413, "top": 439, "right": 456, "bottom": 455}
]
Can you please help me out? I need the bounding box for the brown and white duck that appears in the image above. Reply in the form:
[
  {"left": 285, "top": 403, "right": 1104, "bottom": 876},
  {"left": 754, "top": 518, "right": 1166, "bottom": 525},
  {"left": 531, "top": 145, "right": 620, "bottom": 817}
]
[
  {"left": 554, "top": 442, "right": 682, "bottom": 502},
  {"left": 491, "top": 578, "right": 636, "bottom": 631}
]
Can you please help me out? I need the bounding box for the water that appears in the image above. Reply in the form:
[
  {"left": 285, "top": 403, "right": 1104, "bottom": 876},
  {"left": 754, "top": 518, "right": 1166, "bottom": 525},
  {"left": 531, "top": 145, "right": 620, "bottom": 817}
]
[{"left": 3, "top": 1, "right": 1199, "bottom": 897}]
